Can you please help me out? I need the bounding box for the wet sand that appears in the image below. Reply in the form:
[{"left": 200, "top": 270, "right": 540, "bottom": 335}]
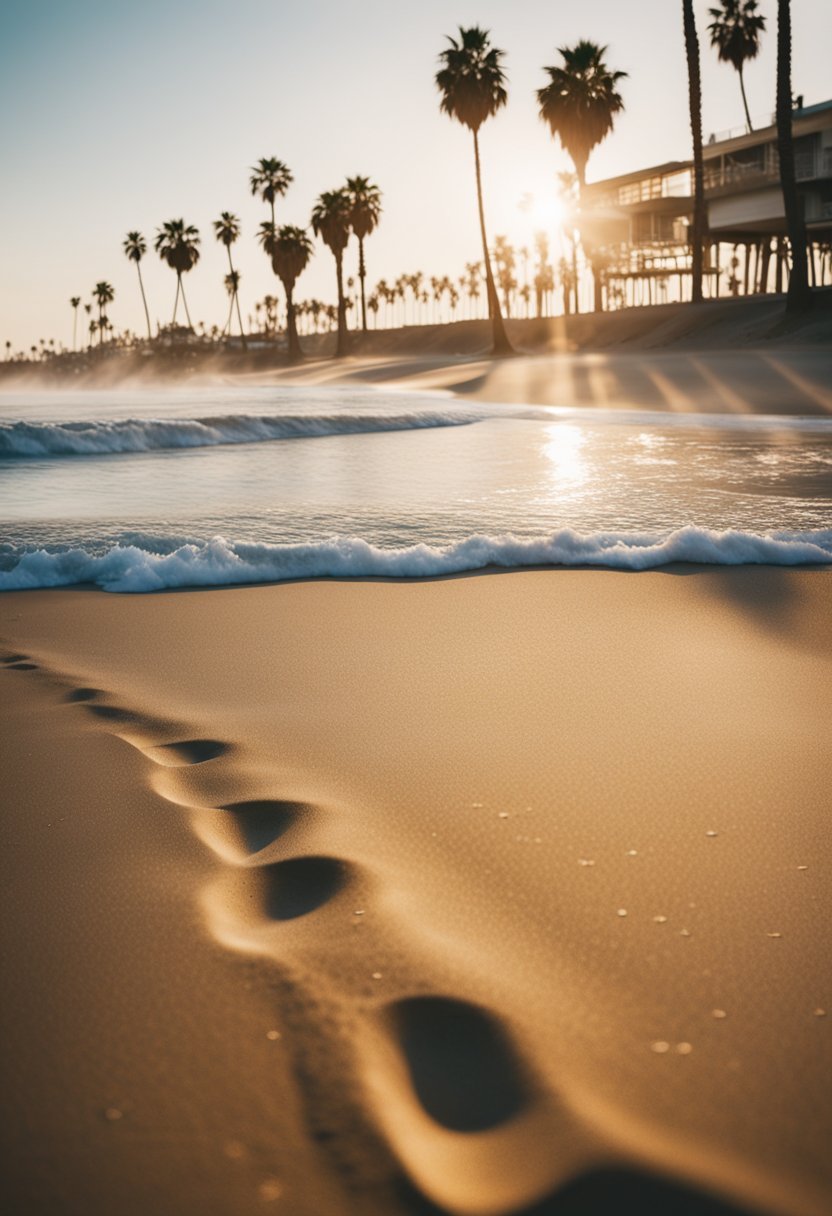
[{"left": 1, "top": 568, "right": 830, "bottom": 1215}]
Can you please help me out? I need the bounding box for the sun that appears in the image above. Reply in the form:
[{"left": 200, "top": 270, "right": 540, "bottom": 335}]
[{"left": 517, "top": 191, "right": 569, "bottom": 235}]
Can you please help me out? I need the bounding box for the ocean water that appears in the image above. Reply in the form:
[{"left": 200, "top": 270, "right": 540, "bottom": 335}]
[{"left": 1, "top": 383, "right": 830, "bottom": 591}]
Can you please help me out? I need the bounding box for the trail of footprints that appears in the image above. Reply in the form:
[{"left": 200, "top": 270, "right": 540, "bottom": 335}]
[
  {"left": 0, "top": 648, "right": 551, "bottom": 1211},
  {"left": 2, "top": 649, "right": 756, "bottom": 1216}
]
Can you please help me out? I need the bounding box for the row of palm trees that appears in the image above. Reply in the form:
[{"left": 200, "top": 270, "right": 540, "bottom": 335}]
[
  {"left": 72, "top": 167, "right": 383, "bottom": 362},
  {"left": 27, "top": 2, "right": 815, "bottom": 366},
  {"left": 441, "top": 1, "right": 810, "bottom": 357}
]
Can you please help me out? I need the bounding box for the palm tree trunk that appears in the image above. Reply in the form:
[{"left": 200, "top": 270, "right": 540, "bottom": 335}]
[
  {"left": 571, "top": 240, "right": 580, "bottom": 315},
  {"left": 72, "top": 309, "right": 78, "bottom": 352},
  {"left": 472, "top": 129, "right": 513, "bottom": 355},
  {"left": 777, "top": 0, "right": 811, "bottom": 313},
  {"left": 335, "top": 251, "right": 348, "bottom": 357},
  {"left": 286, "top": 284, "right": 302, "bottom": 362},
  {"left": 575, "top": 165, "right": 604, "bottom": 313},
  {"left": 172, "top": 276, "right": 181, "bottom": 326},
  {"left": 136, "top": 264, "right": 152, "bottom": 341},
  {"left": 684, "top": 0, "right": 706, "bottom": 305},
  {"left": 358, "top": 237, "right": 368, "bottom": 332},
  {"left": 180, "top": 276, "right": 194, "bottom": 330},
  {"left": 738, "top": 65, "right": 753, "bottom": 133},
  {"left": 226, "top": 246, "right": 248, "bottom": 351}
]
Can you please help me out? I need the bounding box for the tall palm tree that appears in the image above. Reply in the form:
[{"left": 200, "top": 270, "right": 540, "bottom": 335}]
[
  {"left": 537, "top": 41, "right": 627, "bottom": 312},
  {"left": 249, "top": 158, "right": 293, "bottom": 227},
  {"left": 222, "top": 271, "right": 241, "bottom": 337},
  {"left": 69, "top": 297, "right": 81, "bottom": 351},
  {"left": 708, "top": 1, "right": 767, "bottom": 133},
  {"left": 269, "top": 226, "right": 313, "bottom": 361},
  {"left": 213, "top": 212, "right": 247, "bottom": 350},
  {"left": 122, "top": 232, "right": 153, "bottom": 340},
  {"left": 311, "top": 189, "right": 352, "bottom": 356},
  {"left": 345, "top": 176, "right": 382, "bottom": 332},
  {"left": 776, "top": 0, "right": 810, "bottom": 312},
  {"left": 556, "top": 172, "right": 581, "bottom": 315},
  {"left": 154, "top": 220, "right": 200, "bottom": 330},
  {"left": 92, "top": 281, "right": 114, "bottom": 344},
  {"left": 684, "top": 2, "right": 707, "bottom": 304},
  {"left": 436, "top": 26, "right": 513, "bottom": 355}
]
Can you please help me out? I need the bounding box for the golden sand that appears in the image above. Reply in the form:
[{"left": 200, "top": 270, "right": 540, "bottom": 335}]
[{"left": 1, "top": 569, "right": 830, "bottom": 1215}]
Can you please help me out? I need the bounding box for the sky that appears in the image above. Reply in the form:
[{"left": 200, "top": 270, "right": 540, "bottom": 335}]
[{"left": 1, "top": 0, "right": 829, "bottom": 350}]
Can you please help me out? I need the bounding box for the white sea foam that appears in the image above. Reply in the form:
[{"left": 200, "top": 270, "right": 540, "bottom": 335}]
[
  {"left": 0, "top": 409, "right": 480, "bottom": 456},
  {"left": 1, "top": 527, "right": 830, "bottom": 593}
]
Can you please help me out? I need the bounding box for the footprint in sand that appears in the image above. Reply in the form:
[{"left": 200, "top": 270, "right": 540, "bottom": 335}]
[
  {"left": 5, "top": 661, "right": 38, "bottom": 670},
  {"left": 64, "top": 687, "right": 102, "bottom": 703},
  {"left": 190, "top": 800, "right": 310, "bottom": 864},
  {"left": 141, "top": 738, "right": 230, "bottom": 767},
  {"left": 203, "top": 855, "right": 354, "bottom": 950},
  {"left": 0, "top": 652, "right": 30, "bottom": 665},
  {"left": 63, "top": 685, "right": 231, "bottom": 770},
  {"left": 387, "top": 995, "right": 532, "bottom": 1133}
]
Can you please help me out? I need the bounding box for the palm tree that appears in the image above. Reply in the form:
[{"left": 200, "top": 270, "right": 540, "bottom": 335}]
[
  {"left": 436, "top": 26, "right": 513, "bottom": 355},
  {"left": 556, "top": 172, "right": 581, "bottom": 314},
  {"left": 268, "top": 226, "right": 313, "bottom": 361},
  {"left": 249, "top": 158, "right": 293, "bottom": 227},
  {"left": 69, "top": 297, "right": 81, "bottom": 351},
  {"left": 776, "top": 0, "right": 810, "bottom": 312},
  {"left": 122, "top": 232, "right": 153, "bottom": 340},
  {"left": 311, "top": 189, "right": 352, "bottom": 356},
  {"left": 683, "top": 2, "right": 707, "bottom": 304},
  {"left": 154, "top": 220, "right": 200, "bottom": 330},
  {"left": 222, "top": 272, "right": 241, "bottom": 337},
  {"left": 92, "top": 281, "right": 114, "bottom": 344},
  {"left": 708, "top": 1, "right": 767, "bottom": 133},
  {"left": 345, "top": 176, "right": 382, "bottom": 332},
  {"left": 213, "top": 212, "right": 247, "bottom": 350},
  {"left": 537, "top": 41, "right": 626, "bottom": 312}
]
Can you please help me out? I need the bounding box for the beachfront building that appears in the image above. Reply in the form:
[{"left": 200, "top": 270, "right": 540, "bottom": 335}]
[
  {"left": 704, "top": 98, "right": 832, "bottom": 294},
  {"left": 582, "top": 97, "right": 832, "bottom": 307},
  {"left": 581, "top": 161, "right": 705, "bottom": 308}
]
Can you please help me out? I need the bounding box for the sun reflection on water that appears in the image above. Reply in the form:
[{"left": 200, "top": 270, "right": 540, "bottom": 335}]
[{"left": 542, "top": 424, "right": 588, "bottom": 486}]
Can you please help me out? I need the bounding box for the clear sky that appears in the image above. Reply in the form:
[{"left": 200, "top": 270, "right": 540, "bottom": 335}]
[{"left": 1, "top": 0, "right": 829, "bottom": 350}]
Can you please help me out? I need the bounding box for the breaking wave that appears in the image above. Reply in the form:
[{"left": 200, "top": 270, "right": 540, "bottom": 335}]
[
  {"left": 1, "top": 527, "right": 830, "bottom": 593},
  {"left": 0, "top": 409, "right": 480, "bottom": 456}
]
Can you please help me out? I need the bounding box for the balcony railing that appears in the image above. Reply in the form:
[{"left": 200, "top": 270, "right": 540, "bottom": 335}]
[{"left": 704, "top": 151, "right": 780, "bottom": 193}]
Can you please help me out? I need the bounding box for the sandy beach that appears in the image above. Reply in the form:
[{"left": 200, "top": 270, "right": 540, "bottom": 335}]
[{"left": 1, "top": 568, "right": 829, "bottom": 1216}]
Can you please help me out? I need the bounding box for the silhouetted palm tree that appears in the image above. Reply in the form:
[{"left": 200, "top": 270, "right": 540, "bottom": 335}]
[
  {"left": 249, "top": 158, "right": 293, "bottom": 227},
  {"left": 436, "top": 26, "right": 513, "bottom": 355},
  {"left": 684, "top": 2, "right": 707, "bottom": 303},
  {"left": 708, "top": 1, "right": 766, "bottom": 133},
  {"left": 269, "top": 226, "right": 313, "bottom": 361},
  {"left": 776, "top": 0, "right": 810, "bottom": 311},
  {"left": 154, "top": 220, "right": 200, "bottom": 329},
  {"left": 345, "top": 176, "right": 382, "bottom": 332},
  {"left": 223, "top": 271, "right": 241, "bottom": 337},
  {"left": 213, "top": 212, "right": 247, "bottom": 350},
  {"left": 92, "top": 281, "right": 114, "bottom": 344},
  {"left": 537, "top": 41, "right": 626, "bottom": 312},
  {"left": 69, "top": 296, "right": 81, "bottom": 351},
  {"left": 311, "top": 190, "right": 352, "bottom": 356},
  {"left": 122, "top": 232, "right": 153, "bottom": 340},
  {"left": 556, "top": 173, "right": 581, "bottom": 314}
]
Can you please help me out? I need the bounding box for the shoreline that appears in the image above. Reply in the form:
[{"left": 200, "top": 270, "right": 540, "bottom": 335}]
[
  {"left": 1, "top": 568, "right": 830, "bottom": 1215},
  {"left": 2, "top": 293, "right": 831, "bottom": 414}
]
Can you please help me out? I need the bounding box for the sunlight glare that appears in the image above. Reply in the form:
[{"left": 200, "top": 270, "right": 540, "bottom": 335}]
[{"left": 542, "top": 423, "right": 587, "bottom": 486}]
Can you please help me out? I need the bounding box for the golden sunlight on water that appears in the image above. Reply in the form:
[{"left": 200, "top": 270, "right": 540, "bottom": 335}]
[{"left": 542, "top": 423, "right": 589, "bottom": 488}]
